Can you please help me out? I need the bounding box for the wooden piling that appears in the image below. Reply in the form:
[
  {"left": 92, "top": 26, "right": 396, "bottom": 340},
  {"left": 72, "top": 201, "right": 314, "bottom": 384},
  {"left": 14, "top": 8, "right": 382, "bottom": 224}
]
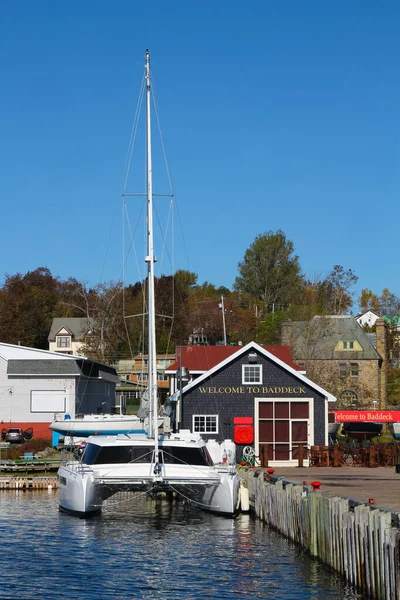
[{"left": 238, "top": 468, "right": 400, "bottom": 599}]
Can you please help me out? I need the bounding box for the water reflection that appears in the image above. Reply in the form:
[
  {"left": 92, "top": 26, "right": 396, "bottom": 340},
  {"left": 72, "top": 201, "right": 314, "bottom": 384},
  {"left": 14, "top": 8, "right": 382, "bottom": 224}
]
[{"left": 0, "top": 492, "right": 365, "bottom": 599}]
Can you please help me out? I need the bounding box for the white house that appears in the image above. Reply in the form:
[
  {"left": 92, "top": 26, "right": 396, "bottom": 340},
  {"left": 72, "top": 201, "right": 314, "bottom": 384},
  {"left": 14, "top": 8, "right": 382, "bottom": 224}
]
[
  {"left": 0, "top": 342, "right": 119, "bottom": 440},
  {"left": 356, "top": 310, "right": 381, "bottom": 328},
  {"left": 48, "top": 318, "right": 94, "bottom": 355}
]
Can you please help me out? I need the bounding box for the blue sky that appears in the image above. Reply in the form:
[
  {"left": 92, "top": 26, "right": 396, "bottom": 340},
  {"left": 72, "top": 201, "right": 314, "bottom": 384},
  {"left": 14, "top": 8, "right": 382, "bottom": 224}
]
[{"left": 1, "top": 2, "right": 399, "bottom": 308}]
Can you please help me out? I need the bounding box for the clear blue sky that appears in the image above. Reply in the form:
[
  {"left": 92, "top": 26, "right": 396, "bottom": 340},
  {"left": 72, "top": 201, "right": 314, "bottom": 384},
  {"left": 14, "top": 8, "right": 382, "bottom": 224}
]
[{"left": 1, "top": 2, "right": 399, "bottom": 308}]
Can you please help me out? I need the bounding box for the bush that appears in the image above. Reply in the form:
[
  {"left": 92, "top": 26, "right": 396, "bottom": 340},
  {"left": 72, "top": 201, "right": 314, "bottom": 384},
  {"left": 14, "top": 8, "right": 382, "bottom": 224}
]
[{"left": 2, "top": 438, "right": 51, "bottom": 460}]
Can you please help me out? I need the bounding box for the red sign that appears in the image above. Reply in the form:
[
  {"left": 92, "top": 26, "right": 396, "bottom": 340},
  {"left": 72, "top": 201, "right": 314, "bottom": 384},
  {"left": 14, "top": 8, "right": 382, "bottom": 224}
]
[{"left": 331, "top": 410, "right": 400, "bottom": 423}]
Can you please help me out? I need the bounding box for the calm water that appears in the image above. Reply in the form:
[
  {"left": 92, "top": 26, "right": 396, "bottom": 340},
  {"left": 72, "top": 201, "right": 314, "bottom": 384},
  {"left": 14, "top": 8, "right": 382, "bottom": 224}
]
[{"left": 0, "top": 491, "right": 365, "bottom": 600}]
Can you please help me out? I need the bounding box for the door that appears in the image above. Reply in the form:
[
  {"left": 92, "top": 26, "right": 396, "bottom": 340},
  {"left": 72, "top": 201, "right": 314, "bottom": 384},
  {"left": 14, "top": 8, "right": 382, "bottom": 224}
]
[{"left": 257, "top": 399, "right": 311, "bottom": 463}]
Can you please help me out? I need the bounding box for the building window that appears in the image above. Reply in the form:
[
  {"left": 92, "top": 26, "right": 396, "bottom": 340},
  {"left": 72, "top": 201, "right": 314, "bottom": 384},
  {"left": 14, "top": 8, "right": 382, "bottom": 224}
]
[
  {"left": 242, "top": 364, "right": 262, "bottom": 384},
  {"left": 343, "top": 341, "right": 354, "bottom": 350},
  {"left": 350, "top": 363, "right": 359, "bottom": 378},
  {"left": 339, "top": 363, "right": 347, "bottom": 378},
  {"left": 340, "top": 390, "right": 357, "bottom": 406},
  {"left": 193, "top": 415, "right": 218, "bottom": 434},
  {"left": 57, "top": 336, "right": 71, "bottom": 348}
]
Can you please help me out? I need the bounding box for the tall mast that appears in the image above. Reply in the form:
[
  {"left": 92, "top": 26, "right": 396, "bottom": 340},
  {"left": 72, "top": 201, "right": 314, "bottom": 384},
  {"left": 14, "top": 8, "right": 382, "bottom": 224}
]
[{"left": 144, "top": 49, "right": 159, "bottom": 451}]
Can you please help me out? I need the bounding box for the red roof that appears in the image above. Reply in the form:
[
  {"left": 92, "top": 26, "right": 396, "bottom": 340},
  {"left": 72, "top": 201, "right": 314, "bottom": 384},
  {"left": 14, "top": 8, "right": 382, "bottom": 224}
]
[{"left": 167, "top": 344, "right": 302, "bottom": 373}]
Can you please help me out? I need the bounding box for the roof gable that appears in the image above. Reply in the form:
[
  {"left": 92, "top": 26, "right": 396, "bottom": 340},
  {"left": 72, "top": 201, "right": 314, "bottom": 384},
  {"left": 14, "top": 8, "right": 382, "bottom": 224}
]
[
  {"left": 48, "top": 318, "right": 94, "bottom": 341},
  {"left": 284, "top": 316, "right": 381, "bottom": 361},
  {"left": 179, "top": 341, "right": 336, "bottom": 402}
]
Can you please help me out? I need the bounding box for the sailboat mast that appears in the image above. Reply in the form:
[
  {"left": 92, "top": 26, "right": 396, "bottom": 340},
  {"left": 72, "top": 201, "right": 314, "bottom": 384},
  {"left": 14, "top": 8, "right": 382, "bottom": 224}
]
[{"left": 145, "top": 49, "right": 158, "bottom": 447}]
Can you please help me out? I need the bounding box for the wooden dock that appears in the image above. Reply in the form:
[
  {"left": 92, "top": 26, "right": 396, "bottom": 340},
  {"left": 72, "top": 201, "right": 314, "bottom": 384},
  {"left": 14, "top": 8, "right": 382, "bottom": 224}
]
[
  {"left": 0, "top": 475, "right": 58, "bottom": 489},
  {"left": 238, "top": 466, "right": 400, "bottom": 599}
]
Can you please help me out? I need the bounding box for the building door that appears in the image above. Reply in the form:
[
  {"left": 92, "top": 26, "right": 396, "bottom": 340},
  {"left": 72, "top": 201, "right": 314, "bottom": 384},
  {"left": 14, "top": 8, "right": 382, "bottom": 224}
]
[{"left": 256, "top": 399, "right": 312, "bottom": 464}]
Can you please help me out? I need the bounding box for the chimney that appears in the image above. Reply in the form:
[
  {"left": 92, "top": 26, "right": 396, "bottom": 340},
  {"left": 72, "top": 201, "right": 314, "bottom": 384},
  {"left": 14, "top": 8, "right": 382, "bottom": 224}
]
[
  {"left": 375, "top": 318, "right": 389, "bottom": 407},
  {"left": 281, "top": 320, "right": 292, "bottom": 348}
]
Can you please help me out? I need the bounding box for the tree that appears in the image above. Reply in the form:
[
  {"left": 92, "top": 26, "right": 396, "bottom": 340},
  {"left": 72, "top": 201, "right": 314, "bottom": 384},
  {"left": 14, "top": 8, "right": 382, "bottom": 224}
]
[
  {"left": 358, "top": 288, "right": 381, "bottom": 313},
  {"left": 234, "top": 230, "right": 303, "bottom": 314},
  {"left": 0, "top": 267, "right": 62, "bottom": 348},
  {"left": 321, "top": 265, "right": 358, "bottom": 314}
]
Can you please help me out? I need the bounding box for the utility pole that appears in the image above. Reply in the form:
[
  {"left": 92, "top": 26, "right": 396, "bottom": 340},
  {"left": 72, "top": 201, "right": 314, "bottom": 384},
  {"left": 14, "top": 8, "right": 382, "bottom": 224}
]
[{"left": 219, "top": 296, "right": 227, "bottom": 346}]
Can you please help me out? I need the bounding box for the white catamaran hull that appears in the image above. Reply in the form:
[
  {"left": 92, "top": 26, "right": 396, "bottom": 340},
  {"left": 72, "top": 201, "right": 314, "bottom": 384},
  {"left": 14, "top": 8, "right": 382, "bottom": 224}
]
[{"left": 58, "top": 462, "right": 239, "bottom": 517}]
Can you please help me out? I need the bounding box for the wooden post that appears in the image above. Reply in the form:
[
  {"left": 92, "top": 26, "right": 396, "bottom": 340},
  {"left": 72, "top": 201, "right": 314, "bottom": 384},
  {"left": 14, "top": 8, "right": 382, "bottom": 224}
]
[
  {"left": 261, "top": 444, "right": 269, "bottom": 468},
  {"left": 298, "top": 444, "right": 304, "bottom": 467},
  {"left": 368, "top": 444, "right": 376, "bottom": 468},
  {"left": 333, "top": 444, "right": 340, "bottom": 467}
]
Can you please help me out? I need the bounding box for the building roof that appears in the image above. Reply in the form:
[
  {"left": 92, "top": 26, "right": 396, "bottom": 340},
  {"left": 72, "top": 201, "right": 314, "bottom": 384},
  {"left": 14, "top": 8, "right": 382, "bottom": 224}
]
[
  {"left": 284, "top": 315, "right": 381, "bottom": 361},
  {"left": 166, "top": 344, "right": 302, "bottom": 374},
  {"left": 178, "top": 341, "right": 336, "bottom": 403},
  {"left": 356, "top": 310, "right": 381, "bottom": 319},
  {"left": 0, "top": 342, "right": 119, "bottom": 383},
  {"left": 48, "top": 317, "right": 94, "bottom": 341}
]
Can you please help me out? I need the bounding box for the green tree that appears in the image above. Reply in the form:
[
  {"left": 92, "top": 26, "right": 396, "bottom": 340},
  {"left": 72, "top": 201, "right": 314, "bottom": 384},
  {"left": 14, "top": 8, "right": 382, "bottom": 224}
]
[
  {"left": 321, "top": 265, "right": 358, "bottom": 314},
  {"left": 234, "top": 230, "right": 303, "bottom": 314}
]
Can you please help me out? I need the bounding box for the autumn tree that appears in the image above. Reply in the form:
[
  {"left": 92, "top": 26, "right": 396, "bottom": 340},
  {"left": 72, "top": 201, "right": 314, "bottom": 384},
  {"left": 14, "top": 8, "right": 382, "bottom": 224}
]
[{"left": 0, "top": 267, "right": 62, "bottom": 348}]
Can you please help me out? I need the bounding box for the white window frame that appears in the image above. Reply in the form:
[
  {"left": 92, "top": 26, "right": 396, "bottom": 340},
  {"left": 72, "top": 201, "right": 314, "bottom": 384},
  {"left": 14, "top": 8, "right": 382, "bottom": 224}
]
[
  {"left": 192, "top": 414, "right": 219, "bottom": 434},
  {"left": 57, "top": 336, "right": 71, "bottom": 348},
  {"left": 242, "top": 364, "right": 262, "bottom": 384}
]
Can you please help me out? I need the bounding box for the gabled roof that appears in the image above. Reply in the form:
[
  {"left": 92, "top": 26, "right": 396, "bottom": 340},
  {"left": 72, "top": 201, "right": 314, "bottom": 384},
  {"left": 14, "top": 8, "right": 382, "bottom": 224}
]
[
  {"left": 166, "top": 344, "right": 302, "bottom": 374},
  {"left": 356, "top": 310, "right": 381, "bottom": 319},
  {"left": 48, "top": 318, "right": 94, "bottom": 341},
  {"left": 178, "top": 341, "right": 336, "bottom": 402},
  {"left": 284, "top": 316, "right": 381, "bottom": 361}
]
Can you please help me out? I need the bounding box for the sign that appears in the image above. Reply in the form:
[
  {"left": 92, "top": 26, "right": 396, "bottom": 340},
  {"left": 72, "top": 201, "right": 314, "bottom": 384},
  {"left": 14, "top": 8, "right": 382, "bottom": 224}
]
[
  {"left": 331, "top": 410, "right": 400, "bottom": 423},
  {"left": 199, "top": 386, "right": 306, "bottom": 395}
]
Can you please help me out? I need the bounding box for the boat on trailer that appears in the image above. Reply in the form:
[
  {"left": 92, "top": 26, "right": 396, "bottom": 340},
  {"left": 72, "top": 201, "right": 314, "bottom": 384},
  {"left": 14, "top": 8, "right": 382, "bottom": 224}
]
[{"left": 57, "top": 50, "right": 240, "bottom": 518}]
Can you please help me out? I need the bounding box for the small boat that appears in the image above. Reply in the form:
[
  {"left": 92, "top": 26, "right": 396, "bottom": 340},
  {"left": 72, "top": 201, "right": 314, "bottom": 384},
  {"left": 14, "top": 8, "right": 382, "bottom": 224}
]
[
  {"left": 389, "top": 423, "right": 400, "bottom": 440},
  {"left": 328, "top": 412, "right": 340, "bottom": 439},
  {"left": 341, "top": 422, "right": 383, "bottom": 441},
  {"left": 57, "top": 50, "right": 240, "bottom": 518},
  {"left": 49, "top": 413, "right": 147, "bottom": 437}
]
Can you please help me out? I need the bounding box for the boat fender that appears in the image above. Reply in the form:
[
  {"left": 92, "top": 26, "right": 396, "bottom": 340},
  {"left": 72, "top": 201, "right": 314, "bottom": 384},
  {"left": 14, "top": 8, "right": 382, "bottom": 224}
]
[{"left": 240, "top": 482, "right": 250, "bottom": 513}]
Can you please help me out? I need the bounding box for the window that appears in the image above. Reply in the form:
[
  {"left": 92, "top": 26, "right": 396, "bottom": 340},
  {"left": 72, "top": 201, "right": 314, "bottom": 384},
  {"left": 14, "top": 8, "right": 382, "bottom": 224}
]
[
  {"left": 242, "top": 364, "right": 262, "bottom": 384},
  {"left": 339, "top": 363, "right": 347, "bottom": 378},
  {"left": 57, "top": 336, "right": 71, "bottom": 348},
  {"left": 350, "top": 363, "right": 359, "bottom": 378},
  {"left": 343, "top": 341, "right": 354, "bottom": 350},
  {"left": 193, "top": 414, "right": 218, "bottom": 434},
  {"left": 340, "top": 390, "right": 357, "bottom": 406}
]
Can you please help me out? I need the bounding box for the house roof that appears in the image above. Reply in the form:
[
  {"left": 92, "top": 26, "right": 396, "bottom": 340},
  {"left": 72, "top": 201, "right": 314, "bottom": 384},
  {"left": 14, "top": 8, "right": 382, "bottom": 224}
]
[
  {"left": 356, "top": 310, "right": 381, "bottom": 319},
  {"left": 166, "top": 344, "right": 302, "bottom": 374},
  {"left": 285, "top": 315, "right": 381, "bottom": 361},
  {"left": 0, "top": 342, "right": 119, "bottom": 383},
  {"left": 178, "top": 341, "right": 336, "bottom": 402},
  {"left": 48, "top": 318, "right": 94, "bottom": 341},
  {"left": 7, "top": 358, "right": 120, "bottom": 382}
]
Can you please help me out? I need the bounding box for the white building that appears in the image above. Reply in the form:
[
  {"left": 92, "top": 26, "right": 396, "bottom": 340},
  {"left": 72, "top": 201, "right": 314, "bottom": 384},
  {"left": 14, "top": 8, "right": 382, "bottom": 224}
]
[
  {"left": 48, "top": 318, "right": 94, "bottom": 355},
  {"left": 356, "top": 310, "right": 381, "bottom": 328},
  {"left": 0, "top": 342, "right": 119, "bottom": 440}
]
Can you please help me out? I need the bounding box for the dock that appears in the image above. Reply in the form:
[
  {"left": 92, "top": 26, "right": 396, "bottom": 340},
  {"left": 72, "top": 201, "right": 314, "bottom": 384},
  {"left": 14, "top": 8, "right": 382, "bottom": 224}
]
[
  {"left": 268, "top": 465, "right": 400, "bottom": 512},
  {"left": 238, "top": 465, "right": 400, "bottom": 599},
  {"left": 0, "top": 476, "right": 58, "bottom": 490}
]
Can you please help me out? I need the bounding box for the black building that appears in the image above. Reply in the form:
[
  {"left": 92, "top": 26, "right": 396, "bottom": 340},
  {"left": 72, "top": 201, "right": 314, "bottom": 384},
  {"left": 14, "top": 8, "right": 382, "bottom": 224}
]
[{"left": 176, "top": 342, "right": 336, "bottom": 466}]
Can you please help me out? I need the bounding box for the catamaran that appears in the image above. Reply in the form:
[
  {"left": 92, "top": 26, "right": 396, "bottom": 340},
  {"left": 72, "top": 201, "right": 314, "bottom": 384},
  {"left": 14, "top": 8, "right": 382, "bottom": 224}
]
[{"left": 57, "top": 50, "right": 240, "bottom": 517}]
